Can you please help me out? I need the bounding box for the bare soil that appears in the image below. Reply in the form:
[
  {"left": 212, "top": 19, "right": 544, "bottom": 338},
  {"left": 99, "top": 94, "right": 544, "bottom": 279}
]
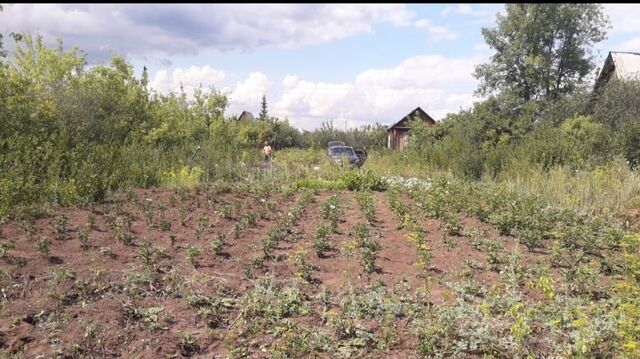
[{"left": 0, "top": 186, "right": 617, "bottom": 358}]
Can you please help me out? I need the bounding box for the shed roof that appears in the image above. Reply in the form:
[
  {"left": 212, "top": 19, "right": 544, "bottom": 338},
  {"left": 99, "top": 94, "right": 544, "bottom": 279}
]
[
  {"left": 595, "top": 52, "right": 640, "bottom": 92},
  {"left": 238, "top": 111, "right": 255, "bottom": 121},
  {"left": 610, "top": 52, "right": 640, "bottom": 79}
]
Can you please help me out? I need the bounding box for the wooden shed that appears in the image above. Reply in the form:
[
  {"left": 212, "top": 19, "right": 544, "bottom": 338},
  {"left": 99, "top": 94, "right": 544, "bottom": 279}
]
[
  {"left": 593, "top": 51, "right": 640, "bottom": 94},
  {"left": 387, "top": 107, "right": 436, "bottom": 150},
  {"left": 238, "top": 111, "right": 255, "bottom": 121}
]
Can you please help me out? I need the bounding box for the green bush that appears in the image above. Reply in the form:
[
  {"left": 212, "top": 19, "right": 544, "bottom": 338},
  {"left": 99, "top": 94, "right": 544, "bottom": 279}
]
[{"left": 339, "top": 169, "right": 388, "bottom": 192}]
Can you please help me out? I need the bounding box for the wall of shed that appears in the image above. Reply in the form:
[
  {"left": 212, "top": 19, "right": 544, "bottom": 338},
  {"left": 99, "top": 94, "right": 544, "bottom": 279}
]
[{"left": 388, "top": 128, "right": 410, "bottom": 151}]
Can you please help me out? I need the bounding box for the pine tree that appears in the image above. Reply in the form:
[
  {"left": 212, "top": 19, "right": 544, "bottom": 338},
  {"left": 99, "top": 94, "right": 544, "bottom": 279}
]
[
  {"left": 259, "top": 94, "right": 269, "bottom": 121},
  {"left": 141, "top": 66, "right": 149, "bottom": 88}
]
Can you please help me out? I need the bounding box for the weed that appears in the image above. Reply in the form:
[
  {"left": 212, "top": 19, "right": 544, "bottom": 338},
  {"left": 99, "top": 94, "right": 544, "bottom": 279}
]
[
  {"left": 483, "top": 239, "right": 504, "bottom": 272},
  {"left": 137, "top": 242, "right": 155, "bottom": 267},
  {"left": 20, "top": 219, "right": 38, "bottom": 240},
  {"left": 292, "top": 250, "right": 313, "bottom": 282},
  {"left": 442, "top": 233, "right": 457, "bottom": 251},
  {"left": 356, "top": 191, "right": 376, "bottom": 223},
  {"left": 233, "top": 221, "right": 242, "bottom": 240},
  {"left": 261, "top": 236, "right": 276, "bottom": 259},
  {"left": 86, "top": 212, "right": 97, "bottom": 230},
  {"left": 210, "top": 234, "right": 225, "bottom": 255},
  {"left": 113, "top": 215, "right": 134, "bottom": 245},
  {"left": 37, "top": 237, "right": 51, "bottom": 257},
  {"left": 143, "top": 198, "right": 154, "bottom": 227},
  {"left": 78, "top": 229, "right": 89, "bottom": 250},
  {"left": 313, "top": 224, "right": 331, "bottom": 258},
  {"left": 100, "top": 246, "right": 115, "bottom": 259},
  {"left": 186, "top": 246, "right": 202, "bottom": 268},
  {"left": 179, "top": 208, "right": 189, "bottom": 226},
  {"left": 321, "top": 195, "right": 341, "bottom": 233},
  {"left": 217, "top": 203, "right": 232, "bottom": 219},
  {"left": 196, "top": 215, "right": 208, "bottom": 240},
  {"left": 0, "top": 241, "right": 15, "bottom": 258},
  {"left": 55, "top": 214, "right": 69, "bottom": 240},
  {"left": 159, "top": 218, "right": 171, "bottom": 231}
]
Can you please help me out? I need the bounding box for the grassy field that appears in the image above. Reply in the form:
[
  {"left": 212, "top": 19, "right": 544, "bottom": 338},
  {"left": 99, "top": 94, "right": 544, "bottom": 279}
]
[{"left": 1, "top": 149, "right": 640, "bottom": 358}]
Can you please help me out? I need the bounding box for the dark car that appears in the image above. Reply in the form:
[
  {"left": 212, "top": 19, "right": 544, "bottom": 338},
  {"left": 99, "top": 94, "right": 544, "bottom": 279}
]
[
  {"left": 327, "top": 146, "right": 362, "bottom": 168},
  {"left": 353, "top": 147, "right": 367, "bottom": 165},
  {"left": 327, "top": 140, "right": 346, "bottom": 150}
]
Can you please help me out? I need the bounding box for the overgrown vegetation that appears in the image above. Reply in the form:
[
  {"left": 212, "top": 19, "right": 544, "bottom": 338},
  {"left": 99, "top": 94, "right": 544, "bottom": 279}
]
[{"left": 2, "top": 4, "right": 640, "bottom": 358}]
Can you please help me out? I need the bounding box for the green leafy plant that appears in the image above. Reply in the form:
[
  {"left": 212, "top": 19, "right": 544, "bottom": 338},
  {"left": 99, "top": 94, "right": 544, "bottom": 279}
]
[
  {"left": 210, "top": 234, "right": 225, "bottom": 255},
  {"left": 78, "top": 229, "right": 90, "bottom": 250},
  {"left": 313, "top": 224, "right": 331, "bottom": 258},
  {"left": 159, "top": 218, "right": 171, "bottom": 231},
  {"left": 180, "top": 332, "right": 200, "bottom": 356},
  {"left": 217, "top": 203, "right": 232, "bottom": 219},
  {"left": 186, "top": 245, "right": 202, "bottom": 268},
  {"left": 137, "top": 241, "right": 154, "bottom": 267},
  {"left": 87, "top": 212, "right": 97, "bottom": 230},
  {"left": 196, "top": 215, "right": 208, "bottom": 240},
  {"left": 55, "top": 214, "right": 69, "bottom": 240},
  {"left": 0, "top": 241, "right": 15, "bottom": 258},
  {"left": 37, "top": 237, "right": 51, "bottom": 257},
  {"left": 292, "top": 249, "right": 313, "bottom": 282},
  {"left": 340, "top": 169, "right": 388, "bottom": 191}
]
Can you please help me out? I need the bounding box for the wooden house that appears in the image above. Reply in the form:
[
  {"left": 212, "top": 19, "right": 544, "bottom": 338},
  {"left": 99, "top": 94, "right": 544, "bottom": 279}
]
[
  {"left": 238, "top": 111, "right": 255, "bottom": 121},
  {"left": 594, "top": 51, "right": 640, "bottom": 94},
  {"left": 387, "top": 107, "right": 436, "bottom": 150}
]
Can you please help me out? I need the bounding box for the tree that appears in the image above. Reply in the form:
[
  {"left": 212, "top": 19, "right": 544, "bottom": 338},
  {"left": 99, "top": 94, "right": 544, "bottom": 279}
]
[
  {"left": 474, "top": 4, "right": 609, "bottom": 103},
  {"left": 141, "top": 65, "right": 149, "bottom": 88},
  {"left": 259, "top": 94, "right": 269, "bottom": 121},
  {"left": 0, "top": 5, "right": 5, "bottom": 58}
]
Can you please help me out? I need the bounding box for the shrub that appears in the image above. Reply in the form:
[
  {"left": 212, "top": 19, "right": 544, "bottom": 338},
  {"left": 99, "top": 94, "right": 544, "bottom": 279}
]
[
  {"left": 339, "top": 169, "right": 388, "bottom": 192},
  {"left": 161, "top": 166, "right": 204, "bottom": 189}
]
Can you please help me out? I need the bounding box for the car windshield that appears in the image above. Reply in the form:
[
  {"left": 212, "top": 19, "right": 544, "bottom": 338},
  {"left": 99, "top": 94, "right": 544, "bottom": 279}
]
[{"left": 330, "top": 147, "right": 355, "bottom": 156}]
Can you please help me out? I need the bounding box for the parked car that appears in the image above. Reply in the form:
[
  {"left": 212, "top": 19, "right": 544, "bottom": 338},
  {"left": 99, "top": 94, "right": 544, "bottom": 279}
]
[
  {"left": 327, "top": 140, "right": 346, "bottom": 150},
  {"left": 353, "top": 147, "right": 367, "bottom": 165},
  {"left": 326, "top": 146, "right": 362, "bottom": 168}
]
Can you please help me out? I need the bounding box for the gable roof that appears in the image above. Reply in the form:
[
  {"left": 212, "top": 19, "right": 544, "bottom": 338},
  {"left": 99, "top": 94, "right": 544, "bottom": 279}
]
[
  {"left": 595, "top": 51, "right": 640, "bottom": 92},
  {"left": 238, "top": 111, "right": 255, "bottom": 121},
  {"left": 387, "top": 107, "right": 435, "bottom": 131}
]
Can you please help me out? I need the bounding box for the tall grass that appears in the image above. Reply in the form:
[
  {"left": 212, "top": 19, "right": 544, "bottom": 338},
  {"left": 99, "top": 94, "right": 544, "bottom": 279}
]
[{"left": 493, "top": 157, "right": 640, "bottom": 216}]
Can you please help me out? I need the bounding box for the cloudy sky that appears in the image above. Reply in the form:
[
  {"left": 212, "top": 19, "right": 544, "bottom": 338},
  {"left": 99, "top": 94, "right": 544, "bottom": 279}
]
[{"left": 1, "top": 4, "right": 639, "bottom": 130}]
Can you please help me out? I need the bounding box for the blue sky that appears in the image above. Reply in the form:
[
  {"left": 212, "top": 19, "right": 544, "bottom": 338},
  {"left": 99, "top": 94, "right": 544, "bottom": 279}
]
[{"left": 1, "top": 4, "right": 639, "bottom": 130}]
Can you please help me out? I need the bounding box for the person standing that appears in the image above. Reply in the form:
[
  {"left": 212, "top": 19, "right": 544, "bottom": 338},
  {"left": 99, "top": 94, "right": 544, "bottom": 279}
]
[{"left": 262, "top": 141, "right": 273, "bottom": 162}]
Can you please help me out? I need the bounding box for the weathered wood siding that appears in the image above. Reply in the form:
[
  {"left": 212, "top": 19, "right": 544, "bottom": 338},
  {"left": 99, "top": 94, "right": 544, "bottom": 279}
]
[
  {"left": 388, "top": 128, "right": 410, "bottom": 151},
  {"left": 387, "top": 107, "right": 436, "bottom": 150}
]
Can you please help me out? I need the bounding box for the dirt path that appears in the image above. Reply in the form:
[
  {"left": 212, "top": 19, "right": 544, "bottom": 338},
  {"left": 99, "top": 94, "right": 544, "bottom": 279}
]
[{"left": 370, "top": 191, "right": 422, "bottom": 290}]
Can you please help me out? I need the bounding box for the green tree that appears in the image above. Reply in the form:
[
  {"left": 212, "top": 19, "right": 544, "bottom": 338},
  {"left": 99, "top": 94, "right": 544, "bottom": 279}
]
[
  {"left": 259, "top": 94, "right": 269, "bottom": 121},
  {"left": 474, "top": 4, "right": 609, "bottom": 103}
]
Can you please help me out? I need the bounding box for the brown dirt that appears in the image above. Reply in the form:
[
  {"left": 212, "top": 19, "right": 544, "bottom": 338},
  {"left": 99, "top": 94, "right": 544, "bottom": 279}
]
[{"left": 0, "top": 185, "right": 620, "bottom": 358}]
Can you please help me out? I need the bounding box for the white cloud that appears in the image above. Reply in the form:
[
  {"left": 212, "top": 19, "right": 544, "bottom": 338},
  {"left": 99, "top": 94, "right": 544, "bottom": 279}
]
[
  {"left": 0, "top": 4, "right": 460, "bottom": 60},
  {"left": 147, "top": 55, "right": 485, "bottom": 130},
  {"left": 149, "top": 66, "right": 226, "bottom": 95},
  {"left": 413, "top": 19, "right": 457, "bottom": 42},
  {"left": 441, "top": 4, "right": 501, "bottom": 26},
  {"left": 0, "top": 4, "right": 422, "bottom": 60},
  {"left": 427, "top": 26, "right": 458, "bottom": 42},
  {"left": 473, "top": 42, "right": 491, "bottom": 52},
  {"left": 604, "top": 4, "right": 640, "bottom": 34},
  {"left": 441, "top": 4, "right": 493, "bottom": 18},
  {"left": 226, "top": 72, "right": 272, "bottom": 116},
  {"left": 270, "top": 55, "right": 483, "bottom": 130},
  {"left": 618, "top": 37, "right": 640, "bottom": 52}
]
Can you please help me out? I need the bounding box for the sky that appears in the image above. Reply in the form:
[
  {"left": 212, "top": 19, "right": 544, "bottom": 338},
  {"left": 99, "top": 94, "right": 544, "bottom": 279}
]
[{"left": 1, "top": 4, "right": 640, "bottom": 130}]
